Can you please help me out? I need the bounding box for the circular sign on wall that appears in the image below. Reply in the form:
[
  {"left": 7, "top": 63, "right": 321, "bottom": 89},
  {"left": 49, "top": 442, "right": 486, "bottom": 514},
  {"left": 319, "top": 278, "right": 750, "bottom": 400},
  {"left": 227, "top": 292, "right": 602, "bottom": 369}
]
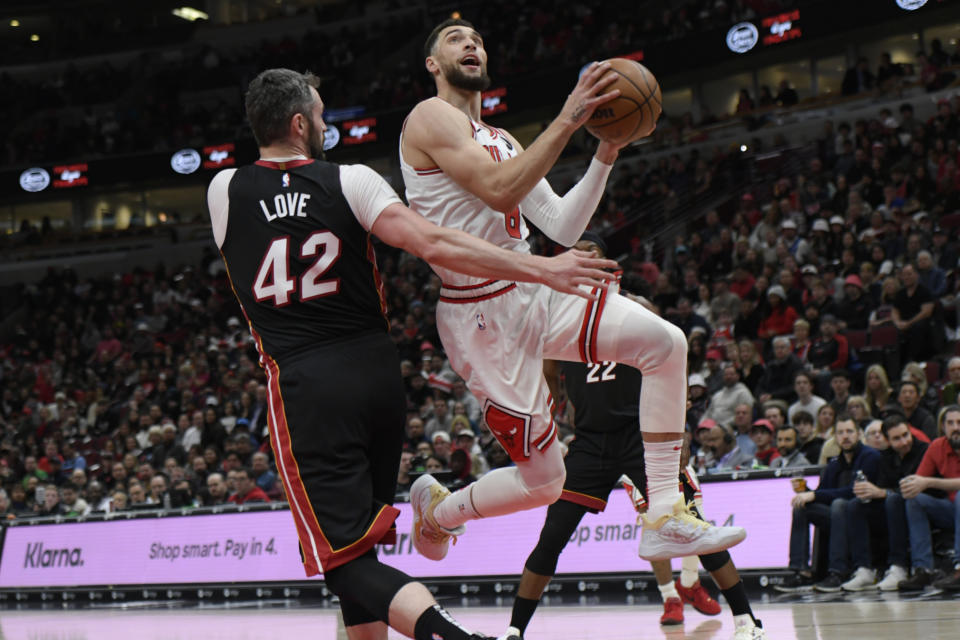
[
  {"left": 170, "top": 149, "right": 202, "bottom": 175},
  {"left": 726, "top": 22, "right": 759, "bottom": 54},
  {"left": 19, "top": 167, "right": 51, "bottom": 192},
  {"left": 896, "top": 0, "right": 928, "bottom": 10},
  {"left": 323, "top": 124, "right": 340, "bottom": 151}
]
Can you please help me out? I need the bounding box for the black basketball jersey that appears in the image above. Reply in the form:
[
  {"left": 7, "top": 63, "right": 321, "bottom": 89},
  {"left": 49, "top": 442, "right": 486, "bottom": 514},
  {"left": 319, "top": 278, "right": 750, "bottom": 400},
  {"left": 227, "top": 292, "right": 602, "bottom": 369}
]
[
  {"left": 560, "top": 360, "right": 642, "bottom": 434},
  {"left": 219, "top": 159, "right": 388, "bottom": 361}
]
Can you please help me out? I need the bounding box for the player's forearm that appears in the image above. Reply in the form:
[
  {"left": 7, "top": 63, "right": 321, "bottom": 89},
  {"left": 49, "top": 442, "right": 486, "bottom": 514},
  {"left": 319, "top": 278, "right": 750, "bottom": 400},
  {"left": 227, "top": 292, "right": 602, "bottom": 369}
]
[
  {"left": 522, "top": 157, "right": 613, "bottom": 247},
  {"left": 482, "top": 118, "right": 577, "bottom": 212},
  {"left": 419, "top": 226, "right": 546, "bottom": 285}
]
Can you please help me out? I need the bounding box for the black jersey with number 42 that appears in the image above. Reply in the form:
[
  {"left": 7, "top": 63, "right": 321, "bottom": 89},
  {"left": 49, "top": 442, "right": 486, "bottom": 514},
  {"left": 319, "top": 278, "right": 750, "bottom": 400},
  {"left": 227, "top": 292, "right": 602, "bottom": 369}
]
[
  {"left": 560, "top": 360, "right": 643, "bottom": 434},
  {"left": 219, "top": 159, "right": 388, "bottom": 361}
]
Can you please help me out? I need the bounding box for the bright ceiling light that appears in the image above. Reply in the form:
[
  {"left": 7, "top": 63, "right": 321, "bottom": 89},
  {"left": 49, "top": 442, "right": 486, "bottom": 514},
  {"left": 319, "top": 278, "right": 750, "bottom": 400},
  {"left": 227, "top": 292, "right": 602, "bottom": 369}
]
[
  {"left": 30, "top": 33, "right": 39, "bottom": 42},
  {"left": 172, "top": 7, "right": 209, "bottom": 22},
  {"left": 10, "top": 19, "right": 20, "bottom": 27}
]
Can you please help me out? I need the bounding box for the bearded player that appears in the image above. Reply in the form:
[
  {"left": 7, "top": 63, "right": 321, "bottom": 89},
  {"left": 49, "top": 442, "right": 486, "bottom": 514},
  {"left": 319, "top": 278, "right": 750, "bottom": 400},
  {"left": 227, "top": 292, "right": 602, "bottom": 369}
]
[{"left": 400, "top": 18, "right": 745, "bottom": 563}]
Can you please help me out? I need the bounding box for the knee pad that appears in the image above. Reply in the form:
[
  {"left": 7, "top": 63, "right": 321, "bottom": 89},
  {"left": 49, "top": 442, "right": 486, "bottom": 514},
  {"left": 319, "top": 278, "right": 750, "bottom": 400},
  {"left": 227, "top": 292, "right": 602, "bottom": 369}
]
[
  {"left": 323, "top": 550, "right": 414, "bottom": 624},
  {"left": 525, "top": 500, "right": 588, "bottom": 576},
  {"left": 699, "top": 550, "right": 731, "bottom": 573}
]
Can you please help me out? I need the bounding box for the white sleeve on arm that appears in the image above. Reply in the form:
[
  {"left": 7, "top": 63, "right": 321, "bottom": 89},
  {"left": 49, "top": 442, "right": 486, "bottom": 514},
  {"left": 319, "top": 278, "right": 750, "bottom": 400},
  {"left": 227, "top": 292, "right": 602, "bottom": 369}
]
[
  {"left": 207, "top": 168, "right": 238, "bottom": 249},
  {"left": 339, "top": 164, "right": 403, "bottom": 231},
  {"left": 519, "top": 156, "right": 613, "bottom": 247}
]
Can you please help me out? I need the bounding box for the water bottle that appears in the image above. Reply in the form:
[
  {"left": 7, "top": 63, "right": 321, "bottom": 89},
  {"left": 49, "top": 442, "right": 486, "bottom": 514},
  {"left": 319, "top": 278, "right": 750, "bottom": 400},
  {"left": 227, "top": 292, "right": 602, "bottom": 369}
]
[{"left": 855, "top": 469, "right": 870, "bottom": 503}]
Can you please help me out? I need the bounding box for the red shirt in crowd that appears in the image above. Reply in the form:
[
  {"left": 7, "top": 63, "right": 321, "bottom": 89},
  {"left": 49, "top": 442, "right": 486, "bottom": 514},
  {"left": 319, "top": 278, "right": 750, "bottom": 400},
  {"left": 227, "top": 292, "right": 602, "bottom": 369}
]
[
  {"left": 916, "top": 436, "right": 960, "bottom": 501},
  {"left": 228, "top": 487, "right": 271, "bottom": 505}
]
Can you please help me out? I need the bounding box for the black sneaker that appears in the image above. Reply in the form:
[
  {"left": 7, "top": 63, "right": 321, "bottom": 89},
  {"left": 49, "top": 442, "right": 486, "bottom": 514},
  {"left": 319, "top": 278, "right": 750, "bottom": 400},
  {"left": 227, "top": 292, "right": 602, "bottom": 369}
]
[
  {"left": 898, "top": 567, "right": 940, "bottom": 591},
  {"left": 933, "top": 568, "right": 960, "bottom": 591},
  {"left": 813, "top": 573, "right": 845, "bottom": 593},
  {"left": 773, "top": 572, "right": 814, "bottom": 593}
]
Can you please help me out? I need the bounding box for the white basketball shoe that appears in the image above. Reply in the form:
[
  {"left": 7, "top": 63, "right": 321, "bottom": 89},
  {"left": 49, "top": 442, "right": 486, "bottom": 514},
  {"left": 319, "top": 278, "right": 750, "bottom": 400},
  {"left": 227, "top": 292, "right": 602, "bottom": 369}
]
[
  {"left": 637, "top": 498, "right": 746, "bottom": 560},
  {"left": 410, "top": 474, "right": 466, "bottom": 561}
]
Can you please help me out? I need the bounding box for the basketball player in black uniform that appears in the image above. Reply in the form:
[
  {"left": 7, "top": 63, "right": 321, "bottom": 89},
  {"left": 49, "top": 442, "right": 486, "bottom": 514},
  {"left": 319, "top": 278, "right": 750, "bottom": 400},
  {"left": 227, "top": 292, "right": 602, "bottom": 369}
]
[
  {"left": 498, "top": 233, "right": 765, "bottom": 640},
  {"left": 207, "top": 69, "right": 617, "bottom": 640}
]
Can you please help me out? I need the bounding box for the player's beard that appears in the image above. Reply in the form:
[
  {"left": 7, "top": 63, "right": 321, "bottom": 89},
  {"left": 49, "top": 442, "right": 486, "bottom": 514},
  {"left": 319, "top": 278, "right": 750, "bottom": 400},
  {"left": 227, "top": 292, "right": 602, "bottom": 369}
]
[
  {"left": 443, "top": 60, "right": 491, "bottom": 92},
  {"left": 305, "top": 118, "right": 326, "bottom": 160}
]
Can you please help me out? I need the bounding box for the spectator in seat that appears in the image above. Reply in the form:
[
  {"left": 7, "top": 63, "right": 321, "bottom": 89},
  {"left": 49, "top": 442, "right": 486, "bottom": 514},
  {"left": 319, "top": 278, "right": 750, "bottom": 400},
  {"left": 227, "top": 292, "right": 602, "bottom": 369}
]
[
  {"left": 829, "top": 370, "right": 853, "bottom": 416},
  {"left": 203, "top": 472, "right": 229, "bottom": 506},
  {"left": 803, "top": 279, "right": 838, "bottom": 336},
  {"left": 58, "top": 482, "right": 89, "bottom": 517},
  {"left": 942, "top": 357, "right": 960, "bottom": 406},
  {"left": 817, "top": 405, "right": 841, "bottom": 465},
  {"left": 737, "top": 338, "right": 765, "bottom": 395},
  {"left": 705, "top": 364, "right": 755, "bottom": 427},
  {"left": 228, "top": 467, "right": 270, "bottom": 505},
  {"left": 896, "top": 381, "right": 937, "bottom": 440},
  {"left": 667, "top": 296, "right": 711, "bottom": 338},
  {"left": 757, "top": 336, "right": 804, "bottom": 404},
  {"left": 807, "top": 315, "right": 849, "bottom": 394},
  {"left": 731, "top": 402, "right": 757, "bottom": 457},
  {"left": 901, "top": 362, "right": 941, "bottom": 418},
  {"left": 750, "top": 419, "right": 780, "bottom": 467},
  {"left": 702, "top": 424, "right": 754, "bottom": 473},
  {"left": 865, "top": 364, "right": 893, "bottom": 418},
  {"left": 792, "top": 319, "right": 812, "bottom": 366},
  {"left": 34, "top": 483, "right": 61, "bottom": 517},
  {"left": 776, "top": 417, "right": 882, "bottom": 592},
  {"left": 770, "top": 425, "right": 810, "bottom": 469},
  {"left": 789, "top": 371, "right": 827, "bottom": 425},
  {"left": 916, "top": 250, "right": 946, "bottom": 298},
  {"left": 836, "top": 275, "right": 873, "bottom": 331},
  {"left": 898, "top": 405, "right": 960, "bottom": 591},
  {"left": 842, "top": 57, "right": 875, "bottom": 96},
  {"left": 251, "top": 452, "right": 279, "bottom": 498},
  {"left": 846, "top": 395, "right": 872, "bottom": 429},
  {"left": 863, "top": 420, "right": 888, "bottom": 451},
  {"left": 893, "top": 263, "right": 937, "bottom": 364},
  {"left": 846, "top": 415, "right": 930, "bottom": 590},
  {"left": 793, "top": 410, "right": 824, "bottom": 464},
  {"left": 759, "top": 285, "right": 799, "bottom": 340}
]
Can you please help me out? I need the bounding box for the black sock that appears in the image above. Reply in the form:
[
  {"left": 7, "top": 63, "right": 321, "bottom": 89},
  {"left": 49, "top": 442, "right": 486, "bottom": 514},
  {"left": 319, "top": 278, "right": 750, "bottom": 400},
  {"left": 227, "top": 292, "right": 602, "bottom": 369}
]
[
  {"left": 414, "top": 604, "right": 475, "bottom": 640},
  {"left": 510, "top": 596, "right": 540, "bottom": 634},
  {"left": 720, "top": 581, "right": 756, "bottom": 623}
]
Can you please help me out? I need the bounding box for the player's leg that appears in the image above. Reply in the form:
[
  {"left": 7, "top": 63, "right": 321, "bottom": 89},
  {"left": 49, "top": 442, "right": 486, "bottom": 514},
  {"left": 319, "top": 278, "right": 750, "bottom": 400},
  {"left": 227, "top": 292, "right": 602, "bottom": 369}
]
[
  {"left": 698, "top": 552, "right": 765, "bottom": 638},
  {"left": 545, "top": 289, "right": 745, "bottom": 558},
  {"left": 502, "top": 498, "right": 591, "bottom": 639},
  {"left": 651, "top": 558, "right": 685, "bottom": 625},
  {"left": 415, "top": 288, "right": 565, "bottom": 557},
  {"left": 325, "top": 550, "right": 492, "bottom": 640}
]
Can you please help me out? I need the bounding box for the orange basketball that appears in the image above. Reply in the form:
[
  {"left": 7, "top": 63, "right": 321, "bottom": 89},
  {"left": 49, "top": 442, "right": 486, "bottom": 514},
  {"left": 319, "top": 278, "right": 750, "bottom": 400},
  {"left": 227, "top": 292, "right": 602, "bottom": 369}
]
[{"left": 585, "top": 59, "right": 662, "bottom": 145}]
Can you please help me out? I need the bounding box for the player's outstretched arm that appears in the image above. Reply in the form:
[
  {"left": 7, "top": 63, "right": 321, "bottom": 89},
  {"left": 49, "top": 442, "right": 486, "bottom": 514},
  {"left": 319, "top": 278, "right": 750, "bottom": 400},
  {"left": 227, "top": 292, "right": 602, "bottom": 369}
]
[
  {"left": 403, "top": 61, "right": 620, "bottom": 214},
  {"left": 372, "top": 203, "right": 617, "bottom": 300}
]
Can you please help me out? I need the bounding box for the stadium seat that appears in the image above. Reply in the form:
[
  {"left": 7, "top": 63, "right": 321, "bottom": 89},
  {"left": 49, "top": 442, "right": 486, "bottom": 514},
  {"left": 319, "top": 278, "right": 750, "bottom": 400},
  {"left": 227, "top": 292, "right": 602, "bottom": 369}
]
[
  {"left": 868, "top": 325, "right": 898, "bottom": 347},
  {"left": 924, "top": 361, "right": 940, "bottom": 386},
  {"left": 845, "top": 330, "right": 868, "bottom": 351}
]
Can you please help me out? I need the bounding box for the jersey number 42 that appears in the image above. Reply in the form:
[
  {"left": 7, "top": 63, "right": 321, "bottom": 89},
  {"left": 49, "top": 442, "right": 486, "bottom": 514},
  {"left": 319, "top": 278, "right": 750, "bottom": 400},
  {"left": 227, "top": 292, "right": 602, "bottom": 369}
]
[{"left": 253, "top": 231, "right": 341, "bottom": 306}]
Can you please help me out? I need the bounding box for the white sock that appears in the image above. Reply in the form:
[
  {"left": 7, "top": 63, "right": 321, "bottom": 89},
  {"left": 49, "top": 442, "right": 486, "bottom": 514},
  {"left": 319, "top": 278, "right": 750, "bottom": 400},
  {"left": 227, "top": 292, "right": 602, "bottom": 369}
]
[
  {"left": 658, "top": 580, "right": 679, "bottom": 602},
  {"left": 434, "top": 483, "right": 482, "bottom": 530},
  {"left": 645, "top": 440, "right": 684, "bottom": 520},
  {"left": 680, "top": 556, "right": 699, "bottom": 587},
  {"left": 734, "top": 614, "right": 755, "bottom": 629}
]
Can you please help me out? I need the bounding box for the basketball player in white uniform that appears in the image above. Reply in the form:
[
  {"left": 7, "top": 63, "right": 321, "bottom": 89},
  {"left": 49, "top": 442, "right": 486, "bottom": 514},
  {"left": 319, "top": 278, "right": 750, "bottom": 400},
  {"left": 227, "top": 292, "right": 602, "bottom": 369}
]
[{"left": 401, "top": 18, "right": 745, "bottom": 566}]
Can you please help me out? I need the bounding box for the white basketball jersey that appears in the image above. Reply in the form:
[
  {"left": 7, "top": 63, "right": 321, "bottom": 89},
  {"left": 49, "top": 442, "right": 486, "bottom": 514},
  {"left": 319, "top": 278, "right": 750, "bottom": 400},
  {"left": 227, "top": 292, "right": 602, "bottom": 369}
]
[{"left": 400, "top": 100, "right": 531, "bottom": 287}]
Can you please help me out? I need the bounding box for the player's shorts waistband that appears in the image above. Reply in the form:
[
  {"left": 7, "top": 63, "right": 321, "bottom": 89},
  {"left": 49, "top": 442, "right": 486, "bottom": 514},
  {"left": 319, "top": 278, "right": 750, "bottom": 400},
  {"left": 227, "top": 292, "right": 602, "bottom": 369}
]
[{"left": 439, "top": 279, "right": 517, "bottom": 304}]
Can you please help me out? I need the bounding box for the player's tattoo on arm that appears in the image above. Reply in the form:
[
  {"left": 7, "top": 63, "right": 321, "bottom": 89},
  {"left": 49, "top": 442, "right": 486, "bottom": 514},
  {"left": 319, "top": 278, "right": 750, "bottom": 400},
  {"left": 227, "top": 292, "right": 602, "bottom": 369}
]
[{"left": 571, "top": 104, "right": 586, "bottom": 122}]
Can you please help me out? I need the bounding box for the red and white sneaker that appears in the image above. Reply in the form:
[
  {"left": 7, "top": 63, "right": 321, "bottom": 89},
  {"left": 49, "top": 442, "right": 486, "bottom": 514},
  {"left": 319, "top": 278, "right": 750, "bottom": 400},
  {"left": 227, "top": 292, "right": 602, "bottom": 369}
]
[
  {"left": 675, "top": 578, "right": 721, "bottom": 615},
  {"left": 410, "top": 474, "right": 465, "bottom": 561},
  {"left": 660, "top": 597, "right": 684, "bottom": 625},
  {"left": 638, "top": 499, "right": 746, "bottom": 560}
]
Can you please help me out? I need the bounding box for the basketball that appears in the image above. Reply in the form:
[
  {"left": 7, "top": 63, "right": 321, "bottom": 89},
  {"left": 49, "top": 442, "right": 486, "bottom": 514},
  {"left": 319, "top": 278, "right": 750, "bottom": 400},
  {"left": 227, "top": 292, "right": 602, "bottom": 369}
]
[{"left": 585, "top": 58, "right": 662, "bottom": 145}]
